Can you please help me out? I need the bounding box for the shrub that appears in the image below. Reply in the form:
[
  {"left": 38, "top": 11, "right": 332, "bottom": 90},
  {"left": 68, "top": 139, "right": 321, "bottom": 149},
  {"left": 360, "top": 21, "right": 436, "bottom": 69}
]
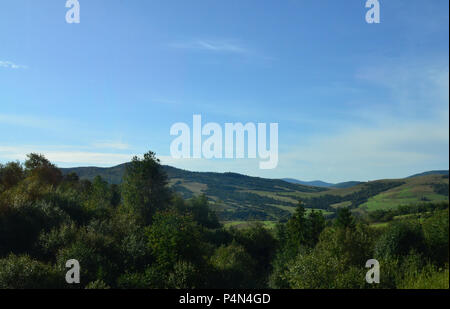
[{"left": 0, "top": 254, "right": 63, "bottom": 289}]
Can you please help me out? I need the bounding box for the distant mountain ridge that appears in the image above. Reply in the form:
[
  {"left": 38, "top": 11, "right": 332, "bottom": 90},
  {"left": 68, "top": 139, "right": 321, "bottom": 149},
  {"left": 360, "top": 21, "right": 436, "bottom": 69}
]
[
  {"left": 281, "top": 178, "right": 334, "bottom": 187},
  {"left": 282, "top": 170, "right": 449, "bottom": 188},
  {"left": 281, "top": 178, "right": 362, "bottom": 189},
  {"left": 407, "top": 170, "right": 449, "bottom": 178}
]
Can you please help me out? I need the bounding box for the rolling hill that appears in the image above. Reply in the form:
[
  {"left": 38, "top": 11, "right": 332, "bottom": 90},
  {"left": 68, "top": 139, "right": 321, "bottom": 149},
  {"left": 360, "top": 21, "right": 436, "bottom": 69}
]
[
  {"left": 281, "top": 178, "right": 334, "bottom": 187},
  {"left": 282, "top": 178, "right": 362, "bottom": 189},
  {"left": 407, "top": 170, "right": 449, "bottom": 178},
  {"left": 61, "top": 164, "right": 328, "bottom": 221},
  {"left": 61, "top": 165, "right": 449, "bottom": 222}
]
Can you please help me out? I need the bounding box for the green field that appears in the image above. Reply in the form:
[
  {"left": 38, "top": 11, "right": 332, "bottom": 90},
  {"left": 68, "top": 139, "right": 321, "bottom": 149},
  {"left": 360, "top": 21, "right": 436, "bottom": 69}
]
[
  {"left": 222, "top": 220, "right": 278, "bottom": 230},
  {"left": 360, "top": 175, "right": 449, "bottom": 211}
]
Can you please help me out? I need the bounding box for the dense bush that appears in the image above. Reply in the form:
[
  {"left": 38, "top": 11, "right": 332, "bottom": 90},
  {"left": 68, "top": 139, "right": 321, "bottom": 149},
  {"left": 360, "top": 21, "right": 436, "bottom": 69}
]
[
  {"left": 0, "top": 254, "right": 64, "bottom": 289},
  {"left": 374, "top": 221, "right": 426, "bottom": 259}
]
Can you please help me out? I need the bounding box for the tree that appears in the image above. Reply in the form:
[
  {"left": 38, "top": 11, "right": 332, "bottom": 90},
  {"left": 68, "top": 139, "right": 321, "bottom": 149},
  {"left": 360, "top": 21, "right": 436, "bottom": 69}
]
[
  {"left": 335, "top": 208, "right": 355, "bottom": 230},
  {"left": 285, "top": 223, "right": 375, "bottom": 289},
  {"left": 286, "top": 201, "right": 309, "bottom": 248},
  {"left": 146, "top": 210, "right": 205, "bottom": 272},
  {"left": 375, "top": 221, "right": 426, "bottom": 259},
  {"left": 0, "top": 161, "right": 24, "bottom": 192},
  {"left": 84, "top": 176, "right": 113, "bottom": 216},
  {"left": 122, "top": 151, "right": 171, "bottom": 223},
  {"left": 184, "top": 194, "right": 220, "bottom": 229},
  {"left": 231, "top": 222, "right": 277, "bottom": 287},
  {"left": 210, "top": 242, "right": 257, "bottom": 288},
  {"left": 308, "top": 210, "right": 326, "bottom": 247},
  {"left": 24, "top": 153, "right": 62, "bottom": 186},
  {"left": 422, "top": 209, "right": 449, "bottom": 265}
]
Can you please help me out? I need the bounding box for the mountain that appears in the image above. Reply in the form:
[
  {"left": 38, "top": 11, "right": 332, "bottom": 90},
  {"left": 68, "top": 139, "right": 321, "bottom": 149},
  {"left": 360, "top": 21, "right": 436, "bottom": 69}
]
[
  {"left": 61, "top": 165, "right": 449, "bottom": 222},
  {"left": 62, "top": 163, "right": 128, "bottom": 185},
  {"left": 61, "top": 164, "right": 327, "bottom": 221},
  {"left": 332, "top": 181, "right": 364, "bottom": 189},
  {"left": 282, "top": 178, "right": 334, "bottom": 187},
  {"left": 282, "top": 178, "right": 362, "bottom": 189},
  {"left": 407, "top": 170, "right": 449, "bottom": 178}
]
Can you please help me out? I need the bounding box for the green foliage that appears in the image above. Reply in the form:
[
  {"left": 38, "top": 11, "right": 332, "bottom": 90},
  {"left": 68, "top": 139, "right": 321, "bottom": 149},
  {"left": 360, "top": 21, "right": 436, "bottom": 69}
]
[
  {"left": 37, "top": 222, "right": 78, "bottom": 262},
  {"left": 284, "top": 223, "right": 375, "bottom": 289},
  {"left": 230, "top": 222, "right": 277, "bottom": 287},
  {"left": 431, "top": 183, "right": 449, "bottom": 196},
  {"left": 122, "top": 151, "right": 171, "bottom": 224},
  {"left": 335, "top": 207, "right": 356, "bottom": 229},
  {"left": 0, "top": 161, "right": 24, "bottom": 192},
  {"left": 286, "top": 204, "right": 309, "bottom": 247},
  {"left": 422, "top": 209, "right": 449, "bottom": 265},
  {"left": 317, "top": 224, "right": 375, "bottom": 267},
  {"left": 185, "top": 195, "right": 221, "bottom": 229},
  {"left": 375, "top": 221, "right": 426, "bottom": 259},
  {"left": 210, "top": 242, "right": 257, "bottom": 288},
  {"left": 0, "top": 200, "right": 71, "bottom": 256},
  {"left": 0, "top": 254, "right": 63, "bottom": 289},
  {"left": 269, "top": 205, "right": 327, "bottom": 288},
  {"left": 83, "top": 176, "right": 115, "bottom": 218},
  {"left": 55, "top": 220, "right": 126, "bottom": 287},
  {"left": 286, "top": 250, "right": 346, "bottom": 289},
  {"left": 85, "top": 279, "right": 111, "bottom": 289},
  {"left": 24, "top": 153, "right": 62, "bottom": 186},
  {"left": 167, "top": 261, "right": 202, "bottom": 289},
  {"left": 367, "top": 201, "right": 449, "bottom": 223},
  {"left": 399, "top": 264, "right": 449, "bottom": 289},
  {"left": 117, "top": 271, "right": 151, "bottom": 289},
  {"left": 146, "top": 210, "right": 206, "bottom": 271}
]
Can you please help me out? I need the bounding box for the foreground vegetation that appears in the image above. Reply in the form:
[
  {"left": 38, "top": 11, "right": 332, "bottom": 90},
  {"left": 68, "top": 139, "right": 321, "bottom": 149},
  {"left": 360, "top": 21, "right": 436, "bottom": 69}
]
[{"left": 0, "top": 152, "right": 448, "bottom": 289}]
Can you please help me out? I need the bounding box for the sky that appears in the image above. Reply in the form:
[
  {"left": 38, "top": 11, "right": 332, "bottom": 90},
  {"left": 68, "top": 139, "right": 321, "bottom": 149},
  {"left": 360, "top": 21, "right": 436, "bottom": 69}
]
[{"left": 0, "top": 0, "right": 448, "bottom": 183}]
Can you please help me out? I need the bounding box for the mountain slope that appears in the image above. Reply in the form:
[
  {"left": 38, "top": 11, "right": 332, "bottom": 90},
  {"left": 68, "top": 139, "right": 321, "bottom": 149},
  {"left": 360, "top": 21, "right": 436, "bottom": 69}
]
[
  {"left": 61, "top": 165, "right": 449, "bottom": 221},
  {"left": 61, "top": 164, "right": 327, "bottom": 221},
  {"left": 407, "top": 170, "right": 449, "bottom": 178}
]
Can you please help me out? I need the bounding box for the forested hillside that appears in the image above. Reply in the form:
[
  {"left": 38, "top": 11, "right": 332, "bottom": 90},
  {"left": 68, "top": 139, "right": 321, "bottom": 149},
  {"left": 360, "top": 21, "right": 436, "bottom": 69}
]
[
  {"left": 61, "top": 164, "right": 449, "bottom": 222},
  {"left": 61, "top": 164, "right": 328, "bottom": 221}
]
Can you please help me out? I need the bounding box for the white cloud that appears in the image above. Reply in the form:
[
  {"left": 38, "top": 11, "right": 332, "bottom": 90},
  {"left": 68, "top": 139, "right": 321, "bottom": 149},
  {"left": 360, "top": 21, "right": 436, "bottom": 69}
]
[
  {"left": 355, "top": 60, "right": 449, "bottom": 117},
  {"left": 92, "top": 142, "right": 130, "bottom": 150},
  {"left": 0, "top": 145, "right": 134, "bottom": 167},
  {"left": 170, "top": 39, "right": 248, "bottom": 54},
  {"left": 44, "top": 151, "right": 133, "bottom": 166},
  {"left": 0, "top": 60, "right": 27, "bottom": 69},
  {"left": 0, "top": 114, "right": 52, "bottom": 129}
]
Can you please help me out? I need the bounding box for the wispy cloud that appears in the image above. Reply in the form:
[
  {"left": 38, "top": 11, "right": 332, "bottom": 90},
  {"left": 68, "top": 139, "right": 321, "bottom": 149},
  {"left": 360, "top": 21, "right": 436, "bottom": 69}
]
[
  {"left": 0, "top": 60, "right": 27, "bottom": 69},
  {"left": 92, "top": 141, "right": 130, "bottom": 150},
  {"left": 355, "top": 60, "right": 449, "bottom": 116},
  {"left": 0, "top": 145, "right": 134, "bottom": 167},
  {"left": 170, "top": 39, "right": 248, "bottom": 54},
  {"left": 0, "top": 114, "right": 52, "bottom": 129},
  {"left": 279, "top": 118, "right": 449, "bottom": 182}
]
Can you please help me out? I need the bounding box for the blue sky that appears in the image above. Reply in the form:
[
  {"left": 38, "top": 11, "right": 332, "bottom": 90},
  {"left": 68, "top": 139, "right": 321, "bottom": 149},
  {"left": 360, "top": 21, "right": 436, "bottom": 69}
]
[{"left": 0, "top": 0, "right": 448, "bottom": 182}]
